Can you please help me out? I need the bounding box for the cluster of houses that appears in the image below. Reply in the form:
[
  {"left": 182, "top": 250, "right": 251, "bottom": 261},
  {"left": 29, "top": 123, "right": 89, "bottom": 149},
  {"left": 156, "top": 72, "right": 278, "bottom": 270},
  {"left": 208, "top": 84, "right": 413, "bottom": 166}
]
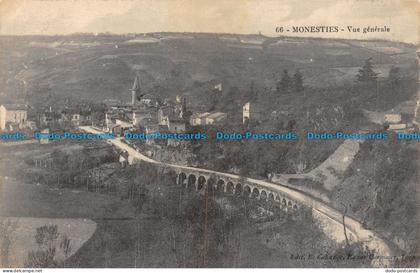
[
  {"left": 103, "top": 77, "right": 189, "bottom": 138},
  {"left": 0, "top": 104, "right": 30, "bottom": 131},
  {"left": 384, "top": 112, "right": 414, "bottom": 132},
  {"left": 3, "top": 72, "right": 417, "bottom": 146},
  {"left": 190, "top": 112, "right": 227, "bottom": 126},
  {"left": 38, "top": 105, "right": 98, "bottom": 128},
  {"left": 0, "top": 102, "right": 106, "bottom": 132},
  {"left": 102, "top": 76, "right": 230, "bottom": 147}
]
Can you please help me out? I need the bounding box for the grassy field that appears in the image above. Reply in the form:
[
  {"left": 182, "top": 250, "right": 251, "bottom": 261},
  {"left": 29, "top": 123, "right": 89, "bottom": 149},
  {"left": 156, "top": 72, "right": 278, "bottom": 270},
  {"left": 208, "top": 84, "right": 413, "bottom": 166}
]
[
  {"left": 0, "top": 142, "right": 134, "bottom": 267},
  {"left": 0, "top": 34, "right": 417, "bottom": 111},
  {"left": 1, "top": 216, "right": 97, "bottom": 267},
  {"left": 0, "top": 178, "right": 134, "bottom": 219}
]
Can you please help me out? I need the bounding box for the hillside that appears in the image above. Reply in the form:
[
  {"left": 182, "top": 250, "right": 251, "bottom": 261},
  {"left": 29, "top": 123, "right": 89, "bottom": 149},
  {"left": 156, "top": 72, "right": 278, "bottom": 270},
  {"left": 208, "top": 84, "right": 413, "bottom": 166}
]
[{"left": 0, "top": 33, "right": 417, "bottom": 111}]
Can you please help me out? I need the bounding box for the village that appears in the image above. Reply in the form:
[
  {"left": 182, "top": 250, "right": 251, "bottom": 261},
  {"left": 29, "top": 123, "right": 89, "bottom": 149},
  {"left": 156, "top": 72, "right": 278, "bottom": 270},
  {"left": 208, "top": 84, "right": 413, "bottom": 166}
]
[
  {"left": 0, "top": 33, "right": 418, "bottom": 268},
  {"left": 0, "top": 75, "right": 274, "bottom": 151},
  {"left": 0, "top": 73, "right": 416, "bottom": 145},
  {"left": 1, "top": 72, "right": 418, "bottom": 186},
  {"left": 1, "top": 68, "right": 418, "bottom": 268},
  {"left": 0, "top": 78, "right": 222, "bottom": 137}
]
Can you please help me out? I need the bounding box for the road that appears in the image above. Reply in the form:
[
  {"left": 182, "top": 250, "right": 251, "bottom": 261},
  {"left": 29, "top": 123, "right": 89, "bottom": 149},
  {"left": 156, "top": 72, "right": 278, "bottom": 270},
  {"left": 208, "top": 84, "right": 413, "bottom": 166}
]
[
  {"left": 273, "top": 138, "right": 363, "bottom": 191},
  {"left": 80, "top": 126, "right": 394, "bottom": 266}
]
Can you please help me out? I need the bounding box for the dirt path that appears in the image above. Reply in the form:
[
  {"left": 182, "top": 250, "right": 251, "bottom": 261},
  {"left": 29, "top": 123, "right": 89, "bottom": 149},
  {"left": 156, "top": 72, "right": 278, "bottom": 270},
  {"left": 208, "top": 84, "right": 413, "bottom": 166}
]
[{"left": 273, "top": 138, "right": 363, "bottom": 191}]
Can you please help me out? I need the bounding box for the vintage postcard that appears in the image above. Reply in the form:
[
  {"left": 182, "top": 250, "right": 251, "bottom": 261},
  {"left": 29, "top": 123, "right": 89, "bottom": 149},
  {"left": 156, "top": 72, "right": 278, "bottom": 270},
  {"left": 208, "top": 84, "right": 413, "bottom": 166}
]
[{"left": 0, "top": 0, "right": 419, "bottom": 271}]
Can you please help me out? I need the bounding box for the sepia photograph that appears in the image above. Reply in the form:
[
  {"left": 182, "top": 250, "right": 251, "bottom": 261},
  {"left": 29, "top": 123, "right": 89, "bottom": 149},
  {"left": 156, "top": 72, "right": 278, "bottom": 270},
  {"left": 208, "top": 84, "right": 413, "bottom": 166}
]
[{"left": 0, "top": 0, "right": 419, "bottom": 271}]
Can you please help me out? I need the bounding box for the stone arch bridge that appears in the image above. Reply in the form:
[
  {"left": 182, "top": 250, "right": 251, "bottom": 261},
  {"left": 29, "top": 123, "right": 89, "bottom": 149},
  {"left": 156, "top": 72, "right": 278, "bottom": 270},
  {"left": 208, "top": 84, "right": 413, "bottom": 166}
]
[{"left": 174, "top": 169, "right": 300, "bottom": 210}]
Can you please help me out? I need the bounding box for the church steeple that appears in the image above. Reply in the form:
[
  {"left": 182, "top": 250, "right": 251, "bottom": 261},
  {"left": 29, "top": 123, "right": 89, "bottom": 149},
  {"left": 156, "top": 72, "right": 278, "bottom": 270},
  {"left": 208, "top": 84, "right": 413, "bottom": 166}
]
[{"left": 130, "top": 76, "right": 140, "bottom": 106}]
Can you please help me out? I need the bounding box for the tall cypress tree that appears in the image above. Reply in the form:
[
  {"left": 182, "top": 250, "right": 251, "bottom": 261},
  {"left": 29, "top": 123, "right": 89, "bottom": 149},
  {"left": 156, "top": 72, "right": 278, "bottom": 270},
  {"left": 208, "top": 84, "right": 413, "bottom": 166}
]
[
  {"left": 356, "top": 58, "right": 378, "bottom": 82},
  {"left": 388, "top": 66, "right": 401, "bottom": 86},
  {"left": 245, "top": 80, "right": 257, "bottom": 101},
  {"left": 277, "top": 69, "right": 292, "bottom": 93},
  {"left": 293, "top": 70, "right": 304, "bottom": 93}
]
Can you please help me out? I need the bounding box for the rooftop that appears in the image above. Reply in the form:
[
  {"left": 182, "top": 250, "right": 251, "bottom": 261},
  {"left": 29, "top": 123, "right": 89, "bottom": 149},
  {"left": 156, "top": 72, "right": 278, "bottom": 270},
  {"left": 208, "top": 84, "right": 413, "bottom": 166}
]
[
  {"left": 191, "top": 112, "right": 210, "bottom": 119},
  {"left": 206, "top": 112, "right": 226, "bottom": 119},
  {"left": 1, "top": 104, "right": 28, "bottom": 111},
  {"left": 169, "top": 118, "right": 186, "bottom": 124},
  {"left": 140, "top": 93, "right": 156, "bottom": 100}
]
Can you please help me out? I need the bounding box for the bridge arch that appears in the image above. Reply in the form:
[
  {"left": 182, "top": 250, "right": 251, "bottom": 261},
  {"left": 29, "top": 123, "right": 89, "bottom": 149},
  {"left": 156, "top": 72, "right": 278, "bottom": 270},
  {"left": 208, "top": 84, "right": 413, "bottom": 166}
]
[
  {"left": 207, "top": 177, "right": 216, "bottom": 191},
  {"left": 243, "top": 185, "right": 251, "bottom": 197},
  {"left": 178, "top": 172, "right": 187, "bottom": 185},
  {"left": 288, "top": 200, "right": 293, "bottom": 208},
  {"left": 282, "top": 198, "right": 287, "bottom": 207},
  {"left": 235, "top": 183, "right": 242, "bottom": 196},
  {"left": 216, "top": 179, "right": 225, "bottom": 192},
  {"left": 197, "top": 176, "right": 206, "bottom": 191},
  {"left": 251, "top": 188, "right": 260, "bottom": 199},
  {"left": 187, "top": 174, "right": 196, "bottom": 189},
  {"left": 268, "top": 192, "right": 275, "bottom": 202},
  {"left": 260, "top": 190, "right": 267, "bottom": 201},
  {"left": 226, "top": 181, "right": 235, "bottom": 195}
]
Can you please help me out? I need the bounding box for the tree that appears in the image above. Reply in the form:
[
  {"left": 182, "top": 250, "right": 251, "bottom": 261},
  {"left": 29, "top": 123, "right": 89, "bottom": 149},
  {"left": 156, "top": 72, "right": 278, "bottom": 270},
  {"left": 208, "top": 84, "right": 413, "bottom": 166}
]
[
  {"left": 292, "top": 70, "right": 304, "bottom": 93},
  {"left": 286, "top": 119, "right": 296, "bottom": 130},
  {"left": 25, "top": 248, "right": 57, "bottom": 268},
  {"left": 26, "top": 224, "right": 60, "bottom": 268},
  {"left": 35, "top": 225, "right": 59, "bottom": 248},
  {"left": 356, "top": 58, "right": 378, "bottom": 82},
  {"left": 60, "top": 235, "right": 72, "bottom": 267},
  {"left": 220, "top": 86, "right": 240, "bottom": 116},
  {"left": 244, "top": 80, "right": 257, "bottom": 101},
  {"left": 388, "top": 66, "right": 401, "bottom": 86},
  {"left": 277, "top": 70, "right": 292, "bottom": 93},
  {"left": 0, "top": 219, "right": 18, "bottom": 267},
  {"left": 340, "top": 203, "right": 350, "bottom": 247}
]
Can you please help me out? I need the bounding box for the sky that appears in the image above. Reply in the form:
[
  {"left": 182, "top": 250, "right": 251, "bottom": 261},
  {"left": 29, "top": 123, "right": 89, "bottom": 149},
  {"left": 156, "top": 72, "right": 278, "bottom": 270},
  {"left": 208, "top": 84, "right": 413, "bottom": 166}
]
[{"left": 0, "top": 0, "right": 418, "bottom": 43}]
